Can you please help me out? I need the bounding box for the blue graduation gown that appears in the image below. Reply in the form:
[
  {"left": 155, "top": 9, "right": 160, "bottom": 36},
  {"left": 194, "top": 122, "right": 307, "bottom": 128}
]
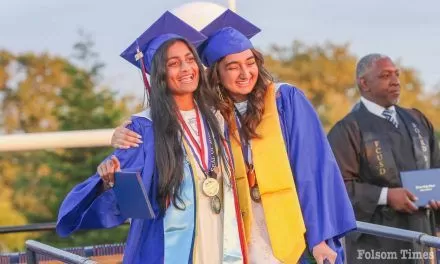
[
  {"left": 56, "top": 112, "right": 244, "bottom": 264},
  {"left": 275, "top": 83, "right": 356, "bottom": 263},
  {"left": 56, "top": 116, "right": 165, "bottom": 263}
]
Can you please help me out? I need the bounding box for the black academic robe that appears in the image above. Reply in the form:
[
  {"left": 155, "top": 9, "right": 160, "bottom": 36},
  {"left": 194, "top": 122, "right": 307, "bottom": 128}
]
[{"left": 328, "top": 102, "right": 440, "bottom": 264}]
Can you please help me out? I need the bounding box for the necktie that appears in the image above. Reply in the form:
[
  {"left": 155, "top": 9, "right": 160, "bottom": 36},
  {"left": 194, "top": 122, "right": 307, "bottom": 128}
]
[{"left": 382, "top": 109, "right": 399, "bottom": 128}]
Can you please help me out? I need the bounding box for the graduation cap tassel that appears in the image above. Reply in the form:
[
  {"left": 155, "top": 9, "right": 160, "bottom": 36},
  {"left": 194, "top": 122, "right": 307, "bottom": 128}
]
[
  {"left": 135, "top": 47, "right": 151, "bottom": 94},
  {"left": 139, "top": 56, "right": 151, "bottom": 94}
]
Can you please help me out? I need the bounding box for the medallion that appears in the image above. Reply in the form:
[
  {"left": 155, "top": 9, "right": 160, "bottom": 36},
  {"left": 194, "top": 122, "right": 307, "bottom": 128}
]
[
  {"left": 202, "top": 177, "right": 220, "bottom": 197},
  {"left": 211, "top": 195, "right": 222, "bottom": 214}
]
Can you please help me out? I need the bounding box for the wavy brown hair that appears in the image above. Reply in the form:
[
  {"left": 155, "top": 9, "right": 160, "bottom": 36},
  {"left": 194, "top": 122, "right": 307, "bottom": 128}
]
[{"left": 206, "top": 48, "right": 273, "bottom": 141}]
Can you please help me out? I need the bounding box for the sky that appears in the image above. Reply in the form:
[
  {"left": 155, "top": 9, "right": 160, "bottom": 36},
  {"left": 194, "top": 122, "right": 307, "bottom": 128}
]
[{"left": 1, "top": 0, "right": 439, "bottom": 101}]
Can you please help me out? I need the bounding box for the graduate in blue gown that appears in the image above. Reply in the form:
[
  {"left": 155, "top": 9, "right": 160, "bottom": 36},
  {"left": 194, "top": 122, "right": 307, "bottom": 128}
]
[
  {"left": 198, "top": 10, "right": 356, "bottom": 264},
  {"left": 111, "top": 10, "right": 356, "bottom": 264},
  {"left": 56, "top": 11, "right": 246, "bottom": 264}
]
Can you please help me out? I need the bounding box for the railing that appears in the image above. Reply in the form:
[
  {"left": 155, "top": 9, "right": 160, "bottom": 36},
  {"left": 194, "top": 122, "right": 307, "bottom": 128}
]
[
  {"left": 0, "top": 221, "right": 439, "bottom": 263},
  {"left": 0, "top": 222, "right": 130, "bottom": 235},
  {"left": 1, "top": 221, "right": 439, "bottom": 246},
  {"left": 0, "top": 222, "right": 56, "bottom": 234},
  {"left": 0, "top": 242, "right": 125, "bottom": 264},
  {"left": 25, "top": 240, "right": 97, "bottom": 264},
  {"left": 356, "top": 221, "right": 440, "bottom": 249},
  {"left": 0, "top": 129, "right": 114, "bottom": 152}
]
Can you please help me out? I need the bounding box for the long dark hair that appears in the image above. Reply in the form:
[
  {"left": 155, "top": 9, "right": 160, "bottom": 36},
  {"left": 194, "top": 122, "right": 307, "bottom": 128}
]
[
  {"left": 207, "top": 48, "right": 273, "bottom": 141},
  {"left": 149, "top": 38, "right": 227, "bottom": 214}
]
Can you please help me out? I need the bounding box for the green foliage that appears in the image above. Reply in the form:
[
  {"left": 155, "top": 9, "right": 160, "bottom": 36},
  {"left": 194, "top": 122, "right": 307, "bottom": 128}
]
[{"left": 0, "top": 33, "right": 132, "bottom": 250}]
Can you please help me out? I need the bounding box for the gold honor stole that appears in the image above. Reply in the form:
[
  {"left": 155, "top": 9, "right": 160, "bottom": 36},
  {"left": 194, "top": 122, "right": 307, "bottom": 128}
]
[{"left": 230, "top": 83, "right": 306, "bottom": 263}]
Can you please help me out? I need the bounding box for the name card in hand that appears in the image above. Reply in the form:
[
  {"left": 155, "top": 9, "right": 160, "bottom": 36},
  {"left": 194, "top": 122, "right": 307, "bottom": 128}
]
[
  {"left": 401, "top": 168, "right": 440, "bottom": 207},
  {"left": 113, "top": 171, "right": 156, "bottom": 219}
]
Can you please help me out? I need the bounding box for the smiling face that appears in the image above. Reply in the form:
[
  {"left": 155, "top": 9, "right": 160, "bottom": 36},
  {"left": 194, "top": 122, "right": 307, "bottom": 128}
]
[
  {"left": 217, "top": 49, "right": 258, "bottom": 102},
  {"left": 165, "top": 40, "right": 200, "bottom": 96},
  {"left": 359, "top": 57, "right": 401, "bottom": 108}
]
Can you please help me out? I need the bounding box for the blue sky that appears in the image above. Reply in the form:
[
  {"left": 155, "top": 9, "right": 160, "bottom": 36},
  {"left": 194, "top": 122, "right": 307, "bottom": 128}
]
[{"left": 1, "top": 0, "right": 439, "bottom": 101}]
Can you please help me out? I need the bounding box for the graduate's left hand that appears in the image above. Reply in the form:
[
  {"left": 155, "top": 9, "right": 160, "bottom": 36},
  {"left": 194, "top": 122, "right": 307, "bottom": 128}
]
[
  {"left": 426, "top": 200, "right": 440, "bottom": 210},
  {"left": 312, "top": 241, "right": 337, "bottom": 264}
]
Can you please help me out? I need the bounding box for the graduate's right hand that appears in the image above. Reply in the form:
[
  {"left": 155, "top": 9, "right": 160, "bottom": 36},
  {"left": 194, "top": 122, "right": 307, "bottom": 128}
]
[
  {"left": 111, "top": 120, "right": 142, "bottom": 149},
  {"left": 387, "top": 188, "right": 418, "bottom": 213},
  {"left": 312, "top": 241, "right": 337, "bottom": 264},
  {"left": 97, "top": 155, "right": 121, "bottom": 189}
]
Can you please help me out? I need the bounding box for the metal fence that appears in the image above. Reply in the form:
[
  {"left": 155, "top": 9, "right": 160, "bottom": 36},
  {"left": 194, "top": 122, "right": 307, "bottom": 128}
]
[
  {"left": 0, "top": 221, "right": 439, "bottom": 263},
  {"left": 0, "top": 241, "right": 125, "bottom": 264},
  {"left": 356, "top": 221, "right": 440, "bottom": 249},
  {"left": 25, "top": 240, "right": 97, "bottom": 264}
]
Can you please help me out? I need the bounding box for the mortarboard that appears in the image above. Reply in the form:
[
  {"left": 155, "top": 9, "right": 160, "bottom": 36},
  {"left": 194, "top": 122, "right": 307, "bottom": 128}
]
[
  {"left": 198, "top": 9, "right": 261, "bottom": 67},
  {"left": 120, "top": 11, "right": 207, "bottom": 93}
]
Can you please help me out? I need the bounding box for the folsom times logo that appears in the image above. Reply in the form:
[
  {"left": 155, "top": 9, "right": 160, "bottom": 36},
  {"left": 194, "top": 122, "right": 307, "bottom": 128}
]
[{"left": 357, "top": 249, "right": 435, "bottom": 260}]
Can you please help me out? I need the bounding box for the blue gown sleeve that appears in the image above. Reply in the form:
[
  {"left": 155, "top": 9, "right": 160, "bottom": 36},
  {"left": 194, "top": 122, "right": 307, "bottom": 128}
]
[
  {"left": 56, "top": 117, "right": 155, "bottom": 237},
  {"left": 276, "top": 84, "right": 356, "bottom": 262}
]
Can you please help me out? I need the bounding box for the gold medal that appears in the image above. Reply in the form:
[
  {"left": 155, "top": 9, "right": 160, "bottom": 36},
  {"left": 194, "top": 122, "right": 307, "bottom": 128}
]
[
  {"left": 251, "top": 186, "right": 261, "bottom": 203},
  {"left": 202, "top": 178, "right": 220, "bottom": 197},
  {"left": 211, "top": 195, "right": 222, "bottom": 214}
]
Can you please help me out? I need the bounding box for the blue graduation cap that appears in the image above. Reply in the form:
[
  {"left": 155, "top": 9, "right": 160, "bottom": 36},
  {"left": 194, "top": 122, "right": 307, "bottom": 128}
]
[
  {"left": 198, "top": 10, "right": 261, "bottom": 67},
  {"left": 120, "top": 11, "right": 207, "bottom": 92}
]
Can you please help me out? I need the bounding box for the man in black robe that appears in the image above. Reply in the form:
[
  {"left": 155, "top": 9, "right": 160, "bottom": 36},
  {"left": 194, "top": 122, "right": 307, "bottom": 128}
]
[{"left": 328, "top": 53, "right": 440, "bottom": 264}]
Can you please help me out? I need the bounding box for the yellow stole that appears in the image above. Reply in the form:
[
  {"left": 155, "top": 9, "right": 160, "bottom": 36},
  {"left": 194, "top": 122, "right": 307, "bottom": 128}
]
[{"left": 230, "top": 83, "right": 306, "bottom": 263}]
